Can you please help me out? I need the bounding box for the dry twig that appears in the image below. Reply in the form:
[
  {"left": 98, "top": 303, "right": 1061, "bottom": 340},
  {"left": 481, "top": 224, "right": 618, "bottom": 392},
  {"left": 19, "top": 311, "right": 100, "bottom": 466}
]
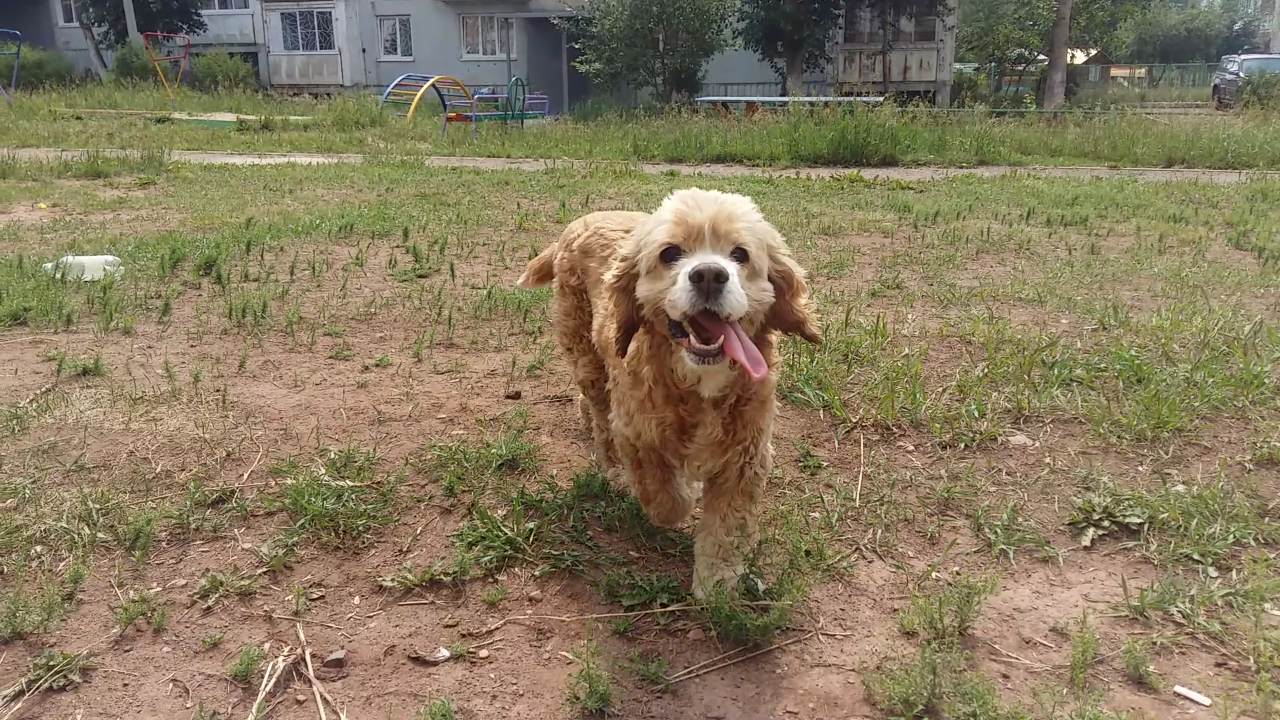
[{"left": 665, "top": 631, "right": 816, "bottom": 686}]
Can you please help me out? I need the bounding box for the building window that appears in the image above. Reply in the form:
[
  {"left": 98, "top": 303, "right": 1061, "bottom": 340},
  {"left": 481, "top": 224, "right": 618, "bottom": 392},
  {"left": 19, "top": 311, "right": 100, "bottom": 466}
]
[
  {"left": 460, "top": 14, "right": 514, "bottom": 60},
  {"left": 379, "top": 16, "right": 412, "bottom": 59},
  {"left": 279, "top": 9, "right": 336, "bottom": 53},
  {"left": 201, "top": 0, "right": 250, "bottom": 10},
  {"left": 913, "top": 16, "right": 937, "bottom": 43},
  {"left": 59, "top": 0, "right": 77, "bottom": 25}
]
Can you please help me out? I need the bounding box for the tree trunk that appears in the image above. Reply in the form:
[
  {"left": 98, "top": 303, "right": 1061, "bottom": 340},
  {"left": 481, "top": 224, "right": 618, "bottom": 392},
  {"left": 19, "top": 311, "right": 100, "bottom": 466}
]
[
  {"left": 784, "top": 51, "right": 805, "bottom": 96},
  {"left": 1043, "top": 0, "right": 1073, "bottom": 110},
  {"left": 77, "top": 15, "right": 108, "bottom": 80}
]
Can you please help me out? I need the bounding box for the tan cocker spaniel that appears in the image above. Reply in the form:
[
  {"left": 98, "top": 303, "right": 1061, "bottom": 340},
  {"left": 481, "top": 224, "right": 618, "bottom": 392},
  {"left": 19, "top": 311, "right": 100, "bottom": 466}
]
[{"left": 518, "top": 187, "right": 821, "bottom": 598}]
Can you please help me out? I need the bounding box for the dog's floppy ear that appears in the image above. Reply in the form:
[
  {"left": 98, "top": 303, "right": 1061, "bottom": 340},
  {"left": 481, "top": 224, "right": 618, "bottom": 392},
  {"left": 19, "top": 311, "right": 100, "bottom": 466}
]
[
  {"left": 765, "top": 242, "right": 821, "bottom": 345},
  {"left": 603, "top": 241, "right": 643, "bottom": 359}
]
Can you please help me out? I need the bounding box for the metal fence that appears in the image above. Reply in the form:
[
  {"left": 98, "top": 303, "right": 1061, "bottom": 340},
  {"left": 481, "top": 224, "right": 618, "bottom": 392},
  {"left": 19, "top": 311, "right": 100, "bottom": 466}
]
[{"left": 699, "top": 80, "right": 832, "bottom": 97}]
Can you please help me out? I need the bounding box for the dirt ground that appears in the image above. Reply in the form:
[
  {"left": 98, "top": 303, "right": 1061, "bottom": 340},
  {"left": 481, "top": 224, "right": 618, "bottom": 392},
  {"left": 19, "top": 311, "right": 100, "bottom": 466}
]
[{"left": 1, "top": 159, "right": 1278, "bottom": 720}]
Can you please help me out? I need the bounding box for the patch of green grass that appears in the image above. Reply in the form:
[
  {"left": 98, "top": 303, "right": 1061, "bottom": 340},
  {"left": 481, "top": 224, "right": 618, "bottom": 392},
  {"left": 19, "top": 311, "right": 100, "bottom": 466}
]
[
  {"left": 564, "top": 641, "right": 615, "bottom": 717},
  {"left": 595, "top": 569, "right": 686, "bottom": 609},
  {"left": 12, "top": 88, "right": 1280, "bottom": 171},
  {"left": 1120, "top": 637, "right": 1160, "bottom": 691},
  {"left": 417, "top": 697, "right": 457, "bottom": 720},
  {"left": 418, "top": 408, "right": 542, "bottom": 498},
  {"left": 627, "top": 651, "right": 670, "bottom": 688},
  {"left": 0, "top": 562, "right": 88, "bottom": 642},
  {"left": 198, "top": 633, "right": 225, "bottom": 652},
  {"left": 111, "top": 589, "right": 167, "bottom": 631},
  {"left": 167, "top": 478, "right": 245, "bottom": 536},
  {"left": 864, "top": 645, "right": 1031, "bottom": 720},
  {"left": 226, "top": 645, "right": 264, "bottom": 685},
  {"left": 897, "top": 574, "right": 999, "bottom": 644},
  {"left": 973, "top": 502, "right": 1061, "bottom": 564},
  {"left": 46, "top": 350, "right": 109, "bottom": 379},
  {"left": 192, "top": 566, "right": 258, "bottom": 608},
  {"left": 268, "top": 445, "right": 400, "bottom": 547},
  {"left": 481, "top": 584, "right": 508, "bottom": 606},
  {"left": 1068, "top": 474, "right": 1279, "bottom": 570},
  {"left": 1067, "top": 612, "right": 1100, "bottom": 692}
]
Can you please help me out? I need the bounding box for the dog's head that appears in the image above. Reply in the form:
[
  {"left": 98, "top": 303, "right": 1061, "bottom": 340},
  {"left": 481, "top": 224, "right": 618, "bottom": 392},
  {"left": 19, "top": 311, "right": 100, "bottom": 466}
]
[{"left": 603, "top": 188, "right": 821, "bottom": 381}]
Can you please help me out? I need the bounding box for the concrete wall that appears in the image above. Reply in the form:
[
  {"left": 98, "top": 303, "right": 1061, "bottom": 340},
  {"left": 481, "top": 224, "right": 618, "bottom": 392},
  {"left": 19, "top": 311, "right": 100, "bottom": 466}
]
[{"left": 358, "top": 1, "right": 530, "bottom": 89}]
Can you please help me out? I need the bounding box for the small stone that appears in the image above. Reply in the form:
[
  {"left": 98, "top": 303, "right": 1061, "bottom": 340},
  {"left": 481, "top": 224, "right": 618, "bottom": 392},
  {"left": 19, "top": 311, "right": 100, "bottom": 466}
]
[
  {"left": 687, "top": 628, "right": 706, "bottom": 642},
  {"left": 527, "top": 590, "right": 544, "bottom": 603},
  {"left": 408, "top": 647, "right": 452, "bottom": 665},
  {"left": 322, "top": 650, "right": 347, "bottom": 669},
  {"left": 306, "top": 589, "right": 326, "bottom": 601},
  {"left": 161, "top": 646, "right": 172, "bottom": 653},
  {"left": 477, "top": 649, "right": 491, "bottom": 660},
  {"left": 784, "top": 707, "right": 799, "bottom": 715},
  {"left": 542, "top": 653, "right": 551, "bottom": 661},
  {"left": 443, "top": 617, "right": 460, "bottom": 628},
  {"left": 170, "top": 578, "right": 188, "bottom": 588},
  {"left": 505, "top": 390, "right": 522, "bottom": 400},
  {"left": 295, "top": 695, "right": 308, "bottom": 704},
  {"left": 1007, "top": 433, "right": 1034, "bottom": 447},
  {"left": 707, "top": 711, "right": 728, "bottom": 719}
]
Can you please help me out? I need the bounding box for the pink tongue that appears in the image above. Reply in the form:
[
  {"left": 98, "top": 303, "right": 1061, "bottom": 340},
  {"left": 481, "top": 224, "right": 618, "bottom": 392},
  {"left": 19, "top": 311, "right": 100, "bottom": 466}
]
[{"left": 696, "top": 314, "right": 769, "bottom": 382}]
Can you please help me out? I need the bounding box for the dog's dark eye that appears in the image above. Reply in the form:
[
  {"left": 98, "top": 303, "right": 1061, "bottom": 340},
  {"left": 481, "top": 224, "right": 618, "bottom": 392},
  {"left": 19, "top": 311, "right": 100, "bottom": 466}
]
[
  {"left": 659, "top": 245, "right": 684, "bottom": 265},
  {"left": 730, "top": 247, "right": 749, "bottom": 264}
]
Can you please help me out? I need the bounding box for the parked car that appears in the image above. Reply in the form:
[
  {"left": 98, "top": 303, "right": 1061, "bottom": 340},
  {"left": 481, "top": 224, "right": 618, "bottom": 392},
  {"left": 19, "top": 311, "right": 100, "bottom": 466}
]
[{"left": 1212, "top": 54, "right": 1280, "bottom": 109}]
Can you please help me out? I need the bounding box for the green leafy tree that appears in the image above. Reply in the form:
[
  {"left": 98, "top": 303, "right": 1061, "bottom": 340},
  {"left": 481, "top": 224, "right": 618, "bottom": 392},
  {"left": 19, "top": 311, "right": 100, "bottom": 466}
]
[
  {"left": 1117, "top": 4, "right": 1226, "bottom": 64},
  {"left": 957, "top": 0, "right": 1140, "bottom": 102},
  {"left": 957, "top": 0, "right": 1051, "bottom": 88},
  {"left": 75, "top": 0, "right": 207, "bottom": 49},
  {"left": 737, "top": 0, "right": 845, "bottom": 95},
  {"left": 560, "top": 0, "right": 736, "bottom": 103}
]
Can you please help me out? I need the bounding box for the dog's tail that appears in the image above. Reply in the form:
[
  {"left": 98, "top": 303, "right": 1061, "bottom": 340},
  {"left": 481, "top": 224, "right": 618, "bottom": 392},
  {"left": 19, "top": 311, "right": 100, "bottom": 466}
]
[{"left": 517, "top": 241, "right": 558, "bottom": 289}]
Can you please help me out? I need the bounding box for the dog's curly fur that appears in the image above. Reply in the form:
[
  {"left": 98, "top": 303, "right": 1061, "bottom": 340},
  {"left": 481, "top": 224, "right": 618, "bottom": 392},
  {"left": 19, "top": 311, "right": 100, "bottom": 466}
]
[{"left": 517, "top": 188, "right": 820, "bottom": 598}]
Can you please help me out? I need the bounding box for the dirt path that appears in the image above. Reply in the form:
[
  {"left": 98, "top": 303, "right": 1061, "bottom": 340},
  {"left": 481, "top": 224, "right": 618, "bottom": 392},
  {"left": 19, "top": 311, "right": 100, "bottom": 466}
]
[{"left": 8, "top": 146, "right": 1280, "bottom": 183}]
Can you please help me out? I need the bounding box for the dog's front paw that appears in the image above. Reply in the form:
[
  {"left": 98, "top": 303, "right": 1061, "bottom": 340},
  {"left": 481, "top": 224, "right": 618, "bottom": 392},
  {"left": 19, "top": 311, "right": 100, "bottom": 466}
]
[{"left": 692, "top": 559, "right": 746, "bottom": 601}]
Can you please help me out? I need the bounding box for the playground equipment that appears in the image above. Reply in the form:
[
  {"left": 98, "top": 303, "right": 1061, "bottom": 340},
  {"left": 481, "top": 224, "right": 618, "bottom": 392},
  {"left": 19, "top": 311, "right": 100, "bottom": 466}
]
[
  {"left": 0, "top": 29, "right": 20, "bottom": 106},
  {"left": 379, "top": 74, "right": 549, "bottom": 135},
  {"left": 142, "top": 31, "right": 190, "bottom": 102},
  {"left": 380, "top": 74, "right": 472, "bottom": 123},
  {"left": 446, "top": 77, "right": 549, "bottom": 138}
]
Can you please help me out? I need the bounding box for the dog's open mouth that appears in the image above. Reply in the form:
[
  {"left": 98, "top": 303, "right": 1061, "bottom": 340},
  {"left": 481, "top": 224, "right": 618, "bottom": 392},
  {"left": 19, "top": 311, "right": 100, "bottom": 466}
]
[{"left": 668, "top": 311, "right": 769, "bottom": 382}]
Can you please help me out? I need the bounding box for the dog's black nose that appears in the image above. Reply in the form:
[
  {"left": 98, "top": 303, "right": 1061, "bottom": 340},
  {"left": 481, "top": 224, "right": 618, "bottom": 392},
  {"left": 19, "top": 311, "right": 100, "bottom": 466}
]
[{"left": 688, "top": 263, "right": 729, "bottom": 300}]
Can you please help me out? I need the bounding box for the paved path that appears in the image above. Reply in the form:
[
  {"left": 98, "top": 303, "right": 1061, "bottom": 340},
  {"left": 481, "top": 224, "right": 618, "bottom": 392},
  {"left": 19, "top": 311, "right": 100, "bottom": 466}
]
[{"left": 7, "top": 146, "right": 1279, "bottom": 184}]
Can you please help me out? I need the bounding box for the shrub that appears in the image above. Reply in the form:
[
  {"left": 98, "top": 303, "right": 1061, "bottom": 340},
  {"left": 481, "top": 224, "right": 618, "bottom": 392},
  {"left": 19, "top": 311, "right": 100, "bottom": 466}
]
[
  {"left": 190, "top": 51, "right": 258, "bottom": 91},
  {"left": 1238, "top": 71, "right": 1280, "bottom": 110},
  {"left": 110, "top": 41, "right": 158, "bottom": 84},
  {"left": 0, "top": 46, "right": 79, "bottom": 89}
]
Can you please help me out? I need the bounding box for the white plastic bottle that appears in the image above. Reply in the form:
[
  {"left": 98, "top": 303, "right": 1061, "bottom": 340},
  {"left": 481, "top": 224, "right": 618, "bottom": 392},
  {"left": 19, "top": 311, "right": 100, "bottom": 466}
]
[{"left": 42, "top": 255, "right": 124, "bottom": 281}]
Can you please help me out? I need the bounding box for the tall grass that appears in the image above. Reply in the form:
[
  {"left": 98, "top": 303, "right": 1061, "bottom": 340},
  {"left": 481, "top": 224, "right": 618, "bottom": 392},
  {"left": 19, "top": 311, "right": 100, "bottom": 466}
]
[{"left": 6, "top": 85, "right": 1280, "bottom": 169}]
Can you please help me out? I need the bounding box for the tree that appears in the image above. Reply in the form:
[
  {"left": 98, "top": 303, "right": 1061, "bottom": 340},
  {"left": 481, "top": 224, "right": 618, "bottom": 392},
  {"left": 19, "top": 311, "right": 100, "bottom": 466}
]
[
  {"left": 74, "top": 0, "right": 207, "bottom": 50},
  {"left": 737, "top": 0, "right": 845, "bottom": 96},
  {"left": 957, "top": 0, "right": 1140, "bottom": 102},
  {"left": 957, "top": 0, "right": 1051, "bottom": 91},
  {"left": 1117, "top": 4, "right": 1226, "bottom": 64},
  {"left": 561, "top": 0, "right": 736, "bottom": 103},
  {"left": 847, "top": 0, "right": 948, "bottom": 93},
  {"left": 1042, "top": 0, "right": 1073, "bottom": 109}
]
